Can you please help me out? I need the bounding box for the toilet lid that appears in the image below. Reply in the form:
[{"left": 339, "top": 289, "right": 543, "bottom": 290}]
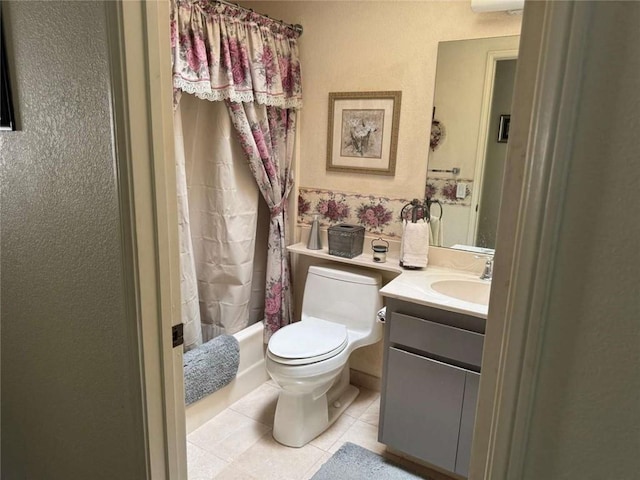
[{"left": 268, "top": 317, "right": 348, "bottom": 365}]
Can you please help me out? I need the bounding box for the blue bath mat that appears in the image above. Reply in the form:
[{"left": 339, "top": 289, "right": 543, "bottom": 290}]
[
  {"left": 311, "top": 442, "right": 430, "bottom": 479},
  {"left": 183, "top": 334, "right": 239, "bottom": 405}
]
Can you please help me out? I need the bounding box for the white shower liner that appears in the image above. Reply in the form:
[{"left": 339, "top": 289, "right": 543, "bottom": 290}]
[{"left": 185, "top": 321, "right": 269, "bottom": 433}]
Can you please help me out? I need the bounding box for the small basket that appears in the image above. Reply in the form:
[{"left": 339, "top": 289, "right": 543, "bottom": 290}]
[{"left": 328, "top": 224, "right": 365, "bottom": 258}]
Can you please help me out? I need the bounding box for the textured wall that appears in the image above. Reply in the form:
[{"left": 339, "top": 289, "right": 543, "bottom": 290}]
[
  {"left": 0, "top": 2, "right": 146, "bottom": 478},
  {"left": 521, "top": 2, "right": 640, "bottom": 478}
]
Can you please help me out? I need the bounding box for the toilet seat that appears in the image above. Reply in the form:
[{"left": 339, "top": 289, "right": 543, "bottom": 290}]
[{"left": 268, "top": 317, "right": 348, "bottom": 366}]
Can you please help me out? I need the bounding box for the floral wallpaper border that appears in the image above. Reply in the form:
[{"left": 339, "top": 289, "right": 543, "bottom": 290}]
[
  {"left": 298, "top": 188, "right": 405, "bottom": 237},
  {"left": 297, "top": 183, "right": 473, "bottom": 238},
  {"left": 425, "top": 177, "right": 473, "bottom": 206}
]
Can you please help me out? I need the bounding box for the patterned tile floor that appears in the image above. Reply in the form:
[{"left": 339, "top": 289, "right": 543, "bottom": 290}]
[{"left": 186, "top": 380, "right": 448, "bottom": 480}]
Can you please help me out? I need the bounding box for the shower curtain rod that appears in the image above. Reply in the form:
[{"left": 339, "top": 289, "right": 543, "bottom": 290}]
[{"left": 216, "top": 0, "right": 303, "bottom": 36}]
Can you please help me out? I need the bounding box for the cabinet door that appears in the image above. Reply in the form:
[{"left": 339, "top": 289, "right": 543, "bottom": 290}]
[
  {"left": 455, "top": 370, "right": 480, "bottom": 477},
  {"left": 381, "top": 347, "right": 466, "bottom": 471}
]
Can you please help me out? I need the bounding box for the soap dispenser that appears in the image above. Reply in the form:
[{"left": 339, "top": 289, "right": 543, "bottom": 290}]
[{"left": 307, "top": 214, "right": 322, "bottom": 250}]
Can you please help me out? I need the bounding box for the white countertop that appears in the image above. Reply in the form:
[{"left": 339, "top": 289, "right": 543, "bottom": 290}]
[
  {"left": 288, "top": 243, "right": 489, "bottom": 319},
  {"left": 379, "top": 267, "right": 489, "bottom": 319},
  {"left": 287, "top": 242, "right": 403, "bottom": 273}
]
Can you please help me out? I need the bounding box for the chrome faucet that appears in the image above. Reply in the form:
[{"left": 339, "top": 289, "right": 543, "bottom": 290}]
[{"left": 475, "top": 255, "right": 494, "bottom": 280}]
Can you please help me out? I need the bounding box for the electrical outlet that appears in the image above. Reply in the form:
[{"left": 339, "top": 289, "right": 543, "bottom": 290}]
[{"left": 456, "top": 182, "right": 467, "bottom": 199}]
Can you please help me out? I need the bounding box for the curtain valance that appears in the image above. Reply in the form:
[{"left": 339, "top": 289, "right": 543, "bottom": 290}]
[{"left": 171, "top": 0, "right": 303, "bottom": 109}]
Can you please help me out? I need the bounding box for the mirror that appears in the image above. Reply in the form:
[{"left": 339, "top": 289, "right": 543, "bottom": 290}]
[{"left": 425, "top": 35, "right": 520, "bottom": 251}]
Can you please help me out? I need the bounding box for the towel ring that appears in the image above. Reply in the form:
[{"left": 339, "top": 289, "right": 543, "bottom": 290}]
[
  {"left": 400, "top": 199, "right": 430, "bottom": 223},
  {"left": 426, "top": 198, "right": 443, "bottom": 220}
]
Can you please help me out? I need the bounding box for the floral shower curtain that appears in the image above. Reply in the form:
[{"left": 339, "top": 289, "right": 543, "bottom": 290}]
[
  {"left": 171, "top": 0, "right": 302, "bottom": 109},
  {"left": 172, "top": 0, "right": 302, "bottom": 341},
  {"left": 224, "top": 102, "right": 295, "bottom": 340}
]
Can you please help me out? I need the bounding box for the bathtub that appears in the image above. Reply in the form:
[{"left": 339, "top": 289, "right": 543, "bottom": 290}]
[{"left": 185, "top": 321, "right": 269, "bottom": 433}]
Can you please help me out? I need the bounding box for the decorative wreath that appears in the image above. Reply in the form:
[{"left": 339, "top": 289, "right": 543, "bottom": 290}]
[{"left": 430, "top": 119, "right": 446, "bottom": 151}]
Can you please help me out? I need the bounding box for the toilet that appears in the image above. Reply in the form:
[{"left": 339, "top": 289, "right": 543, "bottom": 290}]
[{"left": 266, "top": 265, "right": 383, "bottom": 447}]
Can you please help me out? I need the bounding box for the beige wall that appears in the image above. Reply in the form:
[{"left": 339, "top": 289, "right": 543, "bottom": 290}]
[{"left": 244, "top": 1, "right": 521, "bottom": 201}]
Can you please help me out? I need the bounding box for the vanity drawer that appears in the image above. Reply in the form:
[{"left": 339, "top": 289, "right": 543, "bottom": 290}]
[{"left": 389, "top": 312, "right": 484, "bottom": 368}]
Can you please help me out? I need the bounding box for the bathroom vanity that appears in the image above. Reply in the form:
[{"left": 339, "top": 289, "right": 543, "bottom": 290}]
[{"left": 378, "top": 269, "right": 488, "bottom": 478}]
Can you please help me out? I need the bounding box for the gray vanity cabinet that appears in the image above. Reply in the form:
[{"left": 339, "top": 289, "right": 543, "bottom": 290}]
[
  {"left": 378, "top": 298, "right": 485, "bottom": 478},
  {"left": 457, "top": 370, "right": 480, "bottom": 476}
]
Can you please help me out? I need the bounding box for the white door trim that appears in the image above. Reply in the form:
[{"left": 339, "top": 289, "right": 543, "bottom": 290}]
[
  {"left": 142, "top": 1, "right": 188, "bottom": 477},
  {"left": 466, "top": 49, "right": 518, "bottom": 246},
  {"left": 106, "top": 1, "right": 186, "bottom": 478},
  {"left": 473, "top": 2, "right": 592, "bottom": 479}
]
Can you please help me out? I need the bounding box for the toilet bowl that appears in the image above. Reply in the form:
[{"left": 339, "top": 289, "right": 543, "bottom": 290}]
[{"left": 266, "top": 265, "right": 382, "bottom": 447}]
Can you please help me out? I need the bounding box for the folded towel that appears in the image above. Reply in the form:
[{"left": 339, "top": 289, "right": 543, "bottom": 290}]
[
  {"left": 400, "top": 220, "right": 430, "bottom": 268},
  {"left": 429, "top": 217, "right": 444, "bottom": 247}
]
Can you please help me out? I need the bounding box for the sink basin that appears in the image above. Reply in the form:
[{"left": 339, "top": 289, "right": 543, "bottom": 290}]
[{"left": 431, "top": 279, "right": 491, "bottom": 306}]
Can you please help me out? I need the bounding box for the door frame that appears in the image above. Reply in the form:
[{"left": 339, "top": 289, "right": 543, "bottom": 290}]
[
  {"left": 106, "top": 1, "right": 186, "bottom": 478},
  {"left": 106, "top": 0, "right": 595, "bottom": 479},
  {"left": 471, "top": 2, "right": 592, "bottom": 478},
  {"left": 466, "top": 49, "right": 519, "bottom": 247}
]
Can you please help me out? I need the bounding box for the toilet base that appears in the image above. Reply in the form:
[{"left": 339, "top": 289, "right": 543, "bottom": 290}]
[{"left": 272, "top": 367, "right": 359, "bottom": 448}]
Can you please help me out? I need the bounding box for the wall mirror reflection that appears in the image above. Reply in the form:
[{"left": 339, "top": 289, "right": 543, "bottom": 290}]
[{"left": 426, "top": 35, "right": 520, "bottom": 251}]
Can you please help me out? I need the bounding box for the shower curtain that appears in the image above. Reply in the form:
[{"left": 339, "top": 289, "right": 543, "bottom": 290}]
[
  {"left": 175, "top": 96, "right": 263, "bottom": 348},
  {"left": 171, "top": 0, "right": 303, "bottom": 347}
]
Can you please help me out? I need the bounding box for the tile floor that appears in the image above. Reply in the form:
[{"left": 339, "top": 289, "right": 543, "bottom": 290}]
[{"left": 187, "top": 380, "right": 448, "bottom": 480}]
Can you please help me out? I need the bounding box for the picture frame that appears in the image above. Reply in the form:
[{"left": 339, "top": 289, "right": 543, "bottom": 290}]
[
  {"left": 1, "top": 9, "right": 16, "bottom": 132},
  {"left": 497, "top": 114, "right": 510, "bottom": 143},
  {"left": 326, "top": 91, "right": 401, "bottom": 176}
]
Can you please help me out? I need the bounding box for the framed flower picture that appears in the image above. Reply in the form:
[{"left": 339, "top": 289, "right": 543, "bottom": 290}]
[{"left": 326, "top": 91, "right": 401, "bottom": 176}]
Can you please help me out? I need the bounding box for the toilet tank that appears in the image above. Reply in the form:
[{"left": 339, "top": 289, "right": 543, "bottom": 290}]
[{"left": 302, "top": 265, "right": 382, "bottom": 334}]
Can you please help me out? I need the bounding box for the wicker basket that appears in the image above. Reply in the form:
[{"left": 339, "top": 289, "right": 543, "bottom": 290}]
[{"left": 328, "top": 224, "right": 365, "bottom": 258}]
